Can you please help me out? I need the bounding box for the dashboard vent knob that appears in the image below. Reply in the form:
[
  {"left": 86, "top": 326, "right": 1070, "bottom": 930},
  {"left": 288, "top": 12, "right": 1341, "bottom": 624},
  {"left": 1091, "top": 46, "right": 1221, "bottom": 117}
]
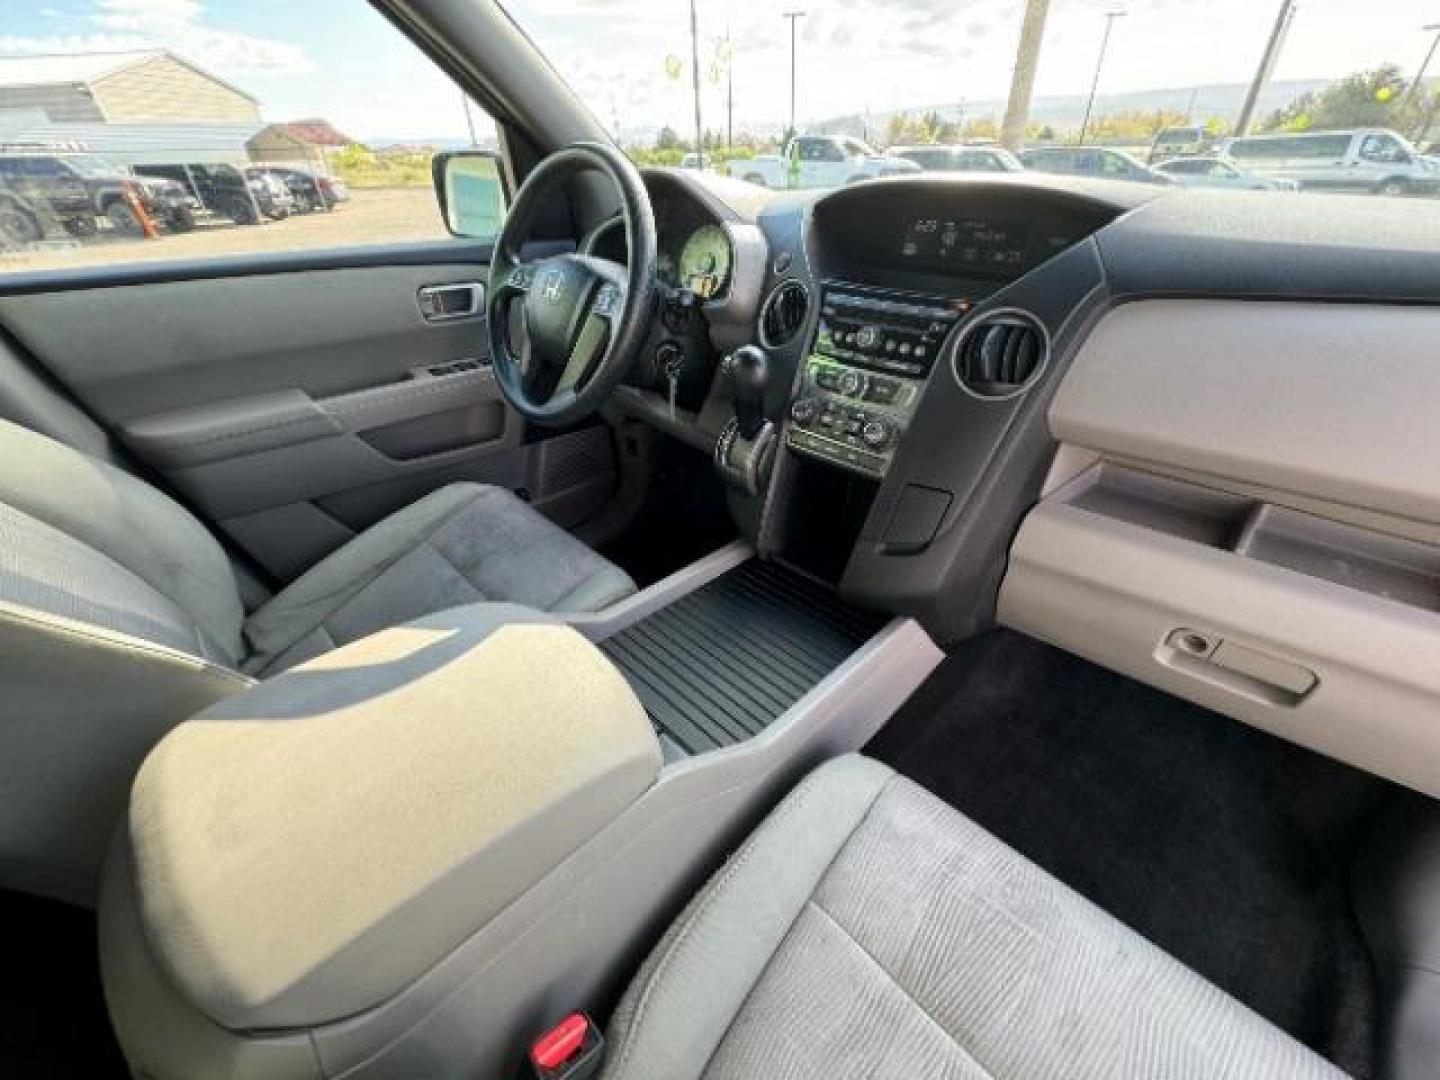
[
  {"left": 759, "top": 280, "right": 810, "bottom": 348},
  {"left": 953, "top": 310, "right": 1049, "bottom": 399}
]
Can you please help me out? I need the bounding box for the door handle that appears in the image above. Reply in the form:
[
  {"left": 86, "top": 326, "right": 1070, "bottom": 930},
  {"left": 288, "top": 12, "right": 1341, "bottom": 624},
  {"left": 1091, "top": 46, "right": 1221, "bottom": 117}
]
[{"left": 417, "top": 282, "right": 484, "bottom": 322}]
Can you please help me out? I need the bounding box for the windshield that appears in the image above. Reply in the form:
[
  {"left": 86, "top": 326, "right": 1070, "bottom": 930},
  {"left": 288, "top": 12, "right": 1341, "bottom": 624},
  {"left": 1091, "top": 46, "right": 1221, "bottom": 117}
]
[{"left": 501, "top": 0, "right": 1440, "bottom": 200}]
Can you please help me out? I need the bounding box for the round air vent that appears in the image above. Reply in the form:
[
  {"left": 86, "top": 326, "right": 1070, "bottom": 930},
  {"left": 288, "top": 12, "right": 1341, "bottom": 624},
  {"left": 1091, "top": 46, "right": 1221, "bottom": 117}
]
[
  {"left": 952, "top": 309, "right": 1049, "bottom": 399},
  {"left": 758, "top": 280, "right": 810, "bottom": 348}
]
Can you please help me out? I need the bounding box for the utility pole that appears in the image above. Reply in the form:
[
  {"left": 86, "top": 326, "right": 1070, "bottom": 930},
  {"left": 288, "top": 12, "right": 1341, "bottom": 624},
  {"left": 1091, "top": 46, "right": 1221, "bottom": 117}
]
[
  {"left": 1078, "top": 10, "right": 1125, "bottom": 146},
  {"left": 783, "top": 11, "right": 806, "bottom": 141},
  {"left": 690, "top": 0, "right": 703, "bottom": 158},
  {"left": 461, "top": 90, "right": 478, "bottom": 147},
  {"left": 956, "top": 100, "right": 966, "bottom": 141},
  {"left": 721, "top": 29, "right": 734, "bottom": 153},
  {"left": 1402, "top": 23, "right": 1440, "bottom": 115},
  {"left": 1000, "top": 0, "right": 1049, "bottom": 151},
  {"left": 1235, "top": 0, "right": 1296, "bottom": 137}
]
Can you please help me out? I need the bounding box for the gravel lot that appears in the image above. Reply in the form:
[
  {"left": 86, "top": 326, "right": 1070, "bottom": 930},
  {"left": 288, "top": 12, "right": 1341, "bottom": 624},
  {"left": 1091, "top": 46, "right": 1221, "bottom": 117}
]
[{"left": 0, "top": 187, "right": 448, "bottom": 274}]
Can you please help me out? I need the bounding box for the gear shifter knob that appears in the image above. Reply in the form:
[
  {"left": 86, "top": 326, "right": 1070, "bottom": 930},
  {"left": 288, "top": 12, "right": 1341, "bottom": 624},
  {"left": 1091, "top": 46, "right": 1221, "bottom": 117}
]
[{"left": 724, "top": 345, "right": 769, "bottom": 440}]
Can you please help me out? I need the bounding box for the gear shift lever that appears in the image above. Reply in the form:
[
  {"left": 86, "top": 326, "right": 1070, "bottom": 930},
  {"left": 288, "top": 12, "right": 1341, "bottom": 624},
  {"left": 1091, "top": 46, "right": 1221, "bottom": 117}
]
[
  {"left": 715, "top": 345, "right": 776, "bottom": 496},
  {"left": 724, "top": 345, "right": 769, "bottom": 440}
]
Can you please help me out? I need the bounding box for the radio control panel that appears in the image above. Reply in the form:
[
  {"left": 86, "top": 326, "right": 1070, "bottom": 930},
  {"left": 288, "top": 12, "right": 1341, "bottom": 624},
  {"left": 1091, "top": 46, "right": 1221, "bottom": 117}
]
[{"left": 785, "top": 286, "right": 964, "bottom": 478}]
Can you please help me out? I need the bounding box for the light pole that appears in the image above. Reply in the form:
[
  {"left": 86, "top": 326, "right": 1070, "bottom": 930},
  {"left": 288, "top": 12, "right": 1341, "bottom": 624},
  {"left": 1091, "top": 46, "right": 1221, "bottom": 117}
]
[
  {"left": 1235, "top": 0, "right": 1296, "bottom": 136},
  {"left": 1402, "top": 23, "right": 1440, "bottom": 115},
  {"left": 689, "top": 0, "right": 703, "bottom": 160},
  {"left": 783, "top": 11, "right": 806, "bottom": 141},
  {"left": 1078, "top": 10, "right": 1125, "bottom": 146},
  {"left": 1001, "top": 0, "right": 1050, "bottom": 151}
]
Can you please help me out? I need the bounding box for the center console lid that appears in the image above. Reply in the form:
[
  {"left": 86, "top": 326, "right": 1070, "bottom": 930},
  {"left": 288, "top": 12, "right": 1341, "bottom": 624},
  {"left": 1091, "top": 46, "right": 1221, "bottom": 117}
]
[{"left": 118, "top": 603, "right": 661, "bottom": 1033}]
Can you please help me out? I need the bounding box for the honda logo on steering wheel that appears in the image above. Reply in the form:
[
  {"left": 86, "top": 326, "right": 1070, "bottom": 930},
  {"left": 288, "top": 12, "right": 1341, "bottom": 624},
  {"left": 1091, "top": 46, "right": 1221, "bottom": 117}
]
[{"left": 539, "top": 268, "right": 565, "bottom": 303}]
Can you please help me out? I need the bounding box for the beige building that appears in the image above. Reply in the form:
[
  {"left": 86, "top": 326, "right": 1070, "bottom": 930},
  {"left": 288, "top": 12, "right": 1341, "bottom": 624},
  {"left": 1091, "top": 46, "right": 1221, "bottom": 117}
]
[{"left": 0, "top": 50, "right": 260, "bottom": 125}]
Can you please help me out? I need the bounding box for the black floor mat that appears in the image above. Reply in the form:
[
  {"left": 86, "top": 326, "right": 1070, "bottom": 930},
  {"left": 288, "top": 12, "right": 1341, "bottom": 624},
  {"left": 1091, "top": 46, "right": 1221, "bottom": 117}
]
[
  {"left": 598, "top": 437, "right": 736, "bottom": 588},
  {"left": 866, "top": 630, "right": 1389, "bottom": 1078},
  {"left": 0, "top": 889, "right": 126, "bottom": 1078},
  {"left": 600, "top": 560, "right": 882, "bottom": 754}
]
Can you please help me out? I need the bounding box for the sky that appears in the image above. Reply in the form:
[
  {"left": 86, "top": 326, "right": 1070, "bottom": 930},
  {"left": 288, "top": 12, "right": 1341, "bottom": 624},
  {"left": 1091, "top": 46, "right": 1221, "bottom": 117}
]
[{"left": 1, "top": 0, "right": 1437, "bottom": 141}]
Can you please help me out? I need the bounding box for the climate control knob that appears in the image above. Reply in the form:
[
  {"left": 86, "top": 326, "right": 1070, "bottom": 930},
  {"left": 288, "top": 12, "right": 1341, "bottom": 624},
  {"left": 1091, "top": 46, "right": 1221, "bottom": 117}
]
[
  {"left": 854, "top": 325, "right": 882, "bottom": 350},
  {"left": 789, "top": 397, "right": 822, "bottom": 426},
  {"left": 837, "top": 368, "right": 868, "bottom": 397},
  {"left": 860, "top": 418, "right": 895, "bottom": 450}
]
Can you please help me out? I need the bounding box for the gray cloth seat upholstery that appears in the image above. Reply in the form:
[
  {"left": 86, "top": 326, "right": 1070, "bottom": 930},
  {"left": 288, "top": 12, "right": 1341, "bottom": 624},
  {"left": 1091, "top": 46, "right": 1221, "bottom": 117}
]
[
  {"left": 601, "top": 755, "right": 1346, "bottom": 1080},
  {"left": 0, "top": 418, "right": 634, "bottom": 901},
  {"left": 243, "top": 482, "right": 635, "bottom": 674}
]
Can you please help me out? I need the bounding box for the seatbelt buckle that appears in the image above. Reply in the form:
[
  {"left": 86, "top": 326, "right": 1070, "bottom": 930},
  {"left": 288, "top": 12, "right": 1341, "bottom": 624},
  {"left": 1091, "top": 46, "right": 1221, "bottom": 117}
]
[{"left": 526, "top": 1011, "right": 604, "bottom": 1080}]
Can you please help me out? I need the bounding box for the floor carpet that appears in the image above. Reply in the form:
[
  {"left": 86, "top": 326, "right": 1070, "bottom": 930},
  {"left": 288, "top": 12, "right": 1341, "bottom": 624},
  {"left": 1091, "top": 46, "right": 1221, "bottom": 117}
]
[
  {"left": 0, "top": 889, "right": 126, "bottom": 1077},
  {"left": 866, "top": 629, "right": 1390, "bottom": 1078}
]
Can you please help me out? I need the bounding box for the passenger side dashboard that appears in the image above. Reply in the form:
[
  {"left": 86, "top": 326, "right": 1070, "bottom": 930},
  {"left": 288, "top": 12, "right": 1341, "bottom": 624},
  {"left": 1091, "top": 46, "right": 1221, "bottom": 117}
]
[
  {"left": 747, "top": 179, "right": 1440, "bottom": 800},
  {"left": 1000, "top": 299, "right": 1440, "bottom": 799}
]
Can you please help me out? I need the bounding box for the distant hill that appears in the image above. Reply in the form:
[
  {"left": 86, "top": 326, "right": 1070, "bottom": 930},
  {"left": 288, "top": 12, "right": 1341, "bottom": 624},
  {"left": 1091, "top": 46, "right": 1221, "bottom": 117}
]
[
  {"left": 815, "top": 79, "right": 1333, "bottom": 139},
  {"left": 361, "top": 136, "right": 498, "bottom": 152}
]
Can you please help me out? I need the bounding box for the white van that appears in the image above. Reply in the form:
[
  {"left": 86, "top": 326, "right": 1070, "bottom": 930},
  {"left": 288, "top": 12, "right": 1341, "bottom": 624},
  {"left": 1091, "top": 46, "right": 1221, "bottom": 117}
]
[
  {"left": 1148, "top": 125, "right": 1211, "bottom": 163},
  {"left": 1220, "top": 128, "right": 1440, "bottom": 196}
]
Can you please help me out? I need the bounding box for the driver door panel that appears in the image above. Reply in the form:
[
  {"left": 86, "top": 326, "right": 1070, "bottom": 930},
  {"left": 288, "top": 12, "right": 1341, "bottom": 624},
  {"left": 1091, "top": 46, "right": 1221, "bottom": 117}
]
[{"left": 0, "top": 254, "right": 617, "bottom": 582}]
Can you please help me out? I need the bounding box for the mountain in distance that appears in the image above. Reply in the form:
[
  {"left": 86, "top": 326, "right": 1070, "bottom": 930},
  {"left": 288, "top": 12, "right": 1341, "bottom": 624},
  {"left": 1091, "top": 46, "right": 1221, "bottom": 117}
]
[
  {"left": 815, "top": 79, "right": 1334, "bottom": 139},
  {"left": 360, "top": 135, "right": 499, "bottom": 152}
]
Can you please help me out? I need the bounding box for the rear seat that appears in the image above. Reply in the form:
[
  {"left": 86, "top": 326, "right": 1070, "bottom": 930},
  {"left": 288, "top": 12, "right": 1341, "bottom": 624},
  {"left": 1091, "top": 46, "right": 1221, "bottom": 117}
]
[{"left": 600, "top": 755, "right": 1344, "bottom": 1080}]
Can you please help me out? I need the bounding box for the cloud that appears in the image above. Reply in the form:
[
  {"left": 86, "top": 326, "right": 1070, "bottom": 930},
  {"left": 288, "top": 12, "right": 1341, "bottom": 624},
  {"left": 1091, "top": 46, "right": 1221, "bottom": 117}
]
[{"left": 1, "top": 0, "right": 311, "bottom": 76}]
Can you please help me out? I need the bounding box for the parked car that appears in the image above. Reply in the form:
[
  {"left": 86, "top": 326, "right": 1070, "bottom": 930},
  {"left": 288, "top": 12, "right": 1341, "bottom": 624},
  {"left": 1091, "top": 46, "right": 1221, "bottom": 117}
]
[
  {"left": 679, "top": 152, "right": 714, "bottom": 172},
  {"left": 1019, "top": 146, "right": 1176, "bottom": 185},
  {"left": 135, "top": 164, "right": 295, "bottom": 224},
  {"left": 1219, "top": 128, "right": 1440, "bottom": 196},
  {"left": 1153, "top": 155, "right": 1299, "bottom": 191},
  {"left": 740, "top": 135, "right": 920, "bottom": 189},
  {"left": 1148, "top": 124, "right": 1214, "bottom": 163},
  {"left": 892, "top": 144, "right": 1024, "bottom": 173},
  {"left": 0, "top": 179, "right": 45, "bottom": 247},
  {"left": 243, "top": 168, "right": 300, "bottom": 219},
  {"left": 253, "top": 166, "right": 347, "bottom": 213},
  {"left": 0, "top": 151, "right": 202, "bottom": 237}
]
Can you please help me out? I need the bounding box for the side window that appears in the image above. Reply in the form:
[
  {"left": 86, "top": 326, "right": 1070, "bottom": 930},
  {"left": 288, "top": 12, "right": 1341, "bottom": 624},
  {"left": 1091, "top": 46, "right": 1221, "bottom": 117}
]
[
  {"left": 0, "top": 0, "right": 500, "bottom": 274},
  {"left": 819, "top": 141, "right": 846, "bottom": 163},
  {"left": 1359, "top": 134, "right": 1406, "bottom": 164}
]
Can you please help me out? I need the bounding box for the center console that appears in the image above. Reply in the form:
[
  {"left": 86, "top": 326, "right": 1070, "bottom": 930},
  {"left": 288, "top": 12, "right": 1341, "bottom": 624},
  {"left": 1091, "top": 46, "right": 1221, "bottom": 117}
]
[{"left": 786, "top": 284, "right": 965, "bottom": 478}]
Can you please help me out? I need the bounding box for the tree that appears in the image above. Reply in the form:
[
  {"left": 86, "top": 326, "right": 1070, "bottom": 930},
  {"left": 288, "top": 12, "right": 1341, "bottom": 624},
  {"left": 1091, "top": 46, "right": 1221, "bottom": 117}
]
[
  {"left": 962, "top": 118, "right": 999, "bottom": 141},
  {"left": 1084, "top": 108, "right": 1189, "bottom": 141},
  {"left": 656, "top": 126, "right": 685, "bottom": 151},
  {"left": 1261, "top": 65, "right": 1418, "bottom": 133}
]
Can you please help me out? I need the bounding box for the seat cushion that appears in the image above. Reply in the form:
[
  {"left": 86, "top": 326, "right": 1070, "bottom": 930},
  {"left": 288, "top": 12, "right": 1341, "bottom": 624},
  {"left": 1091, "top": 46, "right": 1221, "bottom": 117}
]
[
  {"left": 243, "top": 482, "right": 635, "bottom": 673},
  {"left": 601, "top": 755, "right": 1345, "bottom": 1080}
]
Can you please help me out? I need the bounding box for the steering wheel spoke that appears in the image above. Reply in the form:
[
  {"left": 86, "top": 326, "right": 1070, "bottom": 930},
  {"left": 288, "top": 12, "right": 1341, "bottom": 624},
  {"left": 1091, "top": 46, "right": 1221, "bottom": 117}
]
[{"left": 497, "top": 262, "right": 534, "bottom": 298}]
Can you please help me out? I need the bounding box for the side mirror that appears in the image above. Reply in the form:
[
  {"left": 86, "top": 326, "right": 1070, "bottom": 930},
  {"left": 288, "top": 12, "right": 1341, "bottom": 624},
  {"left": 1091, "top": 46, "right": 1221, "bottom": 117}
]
[{"left": 432, "top": 150, "right": 508, "bottom": 240}]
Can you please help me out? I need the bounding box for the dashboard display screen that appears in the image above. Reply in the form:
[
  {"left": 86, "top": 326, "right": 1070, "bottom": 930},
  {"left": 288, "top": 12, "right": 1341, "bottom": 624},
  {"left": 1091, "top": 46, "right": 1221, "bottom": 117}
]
[{"left": 900, "top": 217, "right": 1029, "bottom": 272}]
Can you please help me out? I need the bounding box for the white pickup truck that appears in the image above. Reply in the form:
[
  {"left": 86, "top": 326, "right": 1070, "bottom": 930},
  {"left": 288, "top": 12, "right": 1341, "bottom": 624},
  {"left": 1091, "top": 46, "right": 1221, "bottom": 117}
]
[{"left": 738, "top": 135, "right": 920, "bottom": 189}]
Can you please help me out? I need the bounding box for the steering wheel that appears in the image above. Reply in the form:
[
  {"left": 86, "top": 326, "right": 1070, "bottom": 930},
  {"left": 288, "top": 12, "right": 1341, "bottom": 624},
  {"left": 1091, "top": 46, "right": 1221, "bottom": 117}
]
[{"left": 487, "top": 142, "right": 658, "bottom": 426}]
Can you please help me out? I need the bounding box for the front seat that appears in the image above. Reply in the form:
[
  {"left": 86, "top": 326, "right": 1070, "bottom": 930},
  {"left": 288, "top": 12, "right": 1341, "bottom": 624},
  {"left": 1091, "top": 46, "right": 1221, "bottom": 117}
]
[
  {"left": 0, "top": 418, "right": 634, "bottom": 901},
  {"left": 103, "top": 745, "right": 1348, "bottom": 1078},
  {"left": 598, "top": 756, "right": 1344, "bottom": 1080}
]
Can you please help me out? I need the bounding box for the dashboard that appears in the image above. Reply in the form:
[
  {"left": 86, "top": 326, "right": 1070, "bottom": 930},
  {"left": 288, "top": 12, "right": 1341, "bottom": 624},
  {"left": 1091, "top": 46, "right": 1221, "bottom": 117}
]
[
  {"left": 586, "top": 187, "right": 736, "bottom": 300},
  {"left": 594, "top": 165, "right": 1440, "bottom": 800}
]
